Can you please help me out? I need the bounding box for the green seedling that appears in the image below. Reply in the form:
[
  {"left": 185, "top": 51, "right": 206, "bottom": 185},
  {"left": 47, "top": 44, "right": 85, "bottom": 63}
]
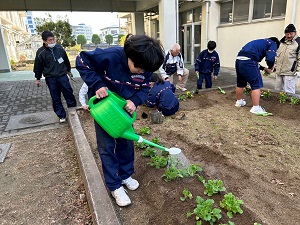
[
  {"left": 134, "top": 142, "right": 149, "bottom": 149},
  {"left": 204, "top": 179, "right": 226, "bottom": 196},
  {"left": 220, "top": 192, "right": 244, "bottom": 219},
  {"left": 139, "top": 126, "right": 151, "bottom": 135},
  {"left": 243, "top": 86, "right": 251, "bottom": 95},
  {"left": 219, "top": 222, "right": 235, "bottom": 225},
  {"left": 278, "top": 92, "right": 288, "bottom": 103},
  {"left": 181, "top": 164, "right": 202, "bottom": 177},
  {"left": 187, "top": 196, "right": 222, "bottom": 224},
  {"left": 260, "top": 89, "right": 270, "bottom": 98},
  {"left": 254, "top": 223, "right": 262, "bottom": 225},
  {"left": 218, "top": 87, "right": 226, "bottom": 94},
  {"left": 290, "top": 96, "right": 300, "bottom": 105},
  {"left": 197, "top": 175, "right": 205, "bottom": 184},
  {"left": 178, "top": 94, "right": 187, "bottom": 101},
  {"left": 151, "top": 137, "right": 160, "bottom": 144},
  {"left": 148, "top": 155, "right": 168, "bottom": 169},
  {"left": 141, "top": 147, "right": 157, "bottom": 158},
  {"left": 180, "top": 188, "right": 193, "bottom": 201},
  {"left": 162, "top": 166, "right": 183, "bottom": 182}
]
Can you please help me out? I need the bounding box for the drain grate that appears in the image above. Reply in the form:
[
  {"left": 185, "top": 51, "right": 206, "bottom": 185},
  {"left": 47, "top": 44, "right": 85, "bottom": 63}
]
[
  {"left": 19, "top": 115, "right": 46, "bottom": 124},
  {"left": 0, "top": 143, "right": 12, "bottom": 163}
]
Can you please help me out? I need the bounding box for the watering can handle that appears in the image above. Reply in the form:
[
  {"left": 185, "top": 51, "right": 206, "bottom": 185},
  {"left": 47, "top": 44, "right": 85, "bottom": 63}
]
[{"left": 88, "top": 90, "right": 137, "bottom": 122}]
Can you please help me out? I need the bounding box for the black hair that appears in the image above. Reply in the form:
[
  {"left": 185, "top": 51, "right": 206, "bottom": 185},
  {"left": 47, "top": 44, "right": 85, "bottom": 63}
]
[
  {"left": 124, "top": 35, "right": 165, "bottom": 72},
  {"left": 125, "top": 33, "right": 133, "bottom": 41},
  {"left": 268, "top": 37, "right": 280, "bottom": 49},
  {"left": 151, "top": 73, "right": 164, "bottom": 84},
  {"left": 207, "top": 41, "right": 216, "bottom": 50},
  {"left": 41, "top": 30, "right": 54, "bottom": 41}
]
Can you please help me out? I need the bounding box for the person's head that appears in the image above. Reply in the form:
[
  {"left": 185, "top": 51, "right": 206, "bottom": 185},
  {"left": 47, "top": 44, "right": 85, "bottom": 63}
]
[
  {"left": 125, "top": 33, "right": 133, "bottom": 41},
  {"left": 124, "top": 35, "right": 165, "bottom": 73},
  {"left": 268, "top": 37, "right": 280, "bottom": 49},
  {"left": 284, "top": 24, "right": 297, "bottom": 41},
  {"left": 170, "top": 43, "right": 181, "bottom": 57},
  {"left": 41, "top": 30, "right": 56, "bottom": 48},
  {"left": 207, "top": 41, "right": 216, "bottom": 52},
  {"left": 151, "top": 72, "right": 164, "bottom": 85}
]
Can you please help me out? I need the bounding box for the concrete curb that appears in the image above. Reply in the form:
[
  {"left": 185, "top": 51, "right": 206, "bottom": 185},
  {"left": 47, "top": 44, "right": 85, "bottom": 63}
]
[{"left": 68, "top": 108, "right": 120, "bottom": 225}]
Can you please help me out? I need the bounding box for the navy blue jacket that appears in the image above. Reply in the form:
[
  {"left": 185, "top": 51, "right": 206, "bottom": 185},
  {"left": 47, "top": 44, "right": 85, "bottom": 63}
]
[
  {"left": 146, "top": 81, "right": 179, "bottom": 112},
  {"left": 194, "top": 49, "right": 220, "bottom": 75},
  {"left": 237, "top": 38, "right": 277, "bottom": 68},
  {"left": 76, "top": 47, "right": 152, "bottom": 106}
]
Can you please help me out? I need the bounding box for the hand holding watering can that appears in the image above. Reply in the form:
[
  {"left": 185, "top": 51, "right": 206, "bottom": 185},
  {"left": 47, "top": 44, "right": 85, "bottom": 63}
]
[{"left": 88, "top": 89, "right": 181, "bottom": 155}]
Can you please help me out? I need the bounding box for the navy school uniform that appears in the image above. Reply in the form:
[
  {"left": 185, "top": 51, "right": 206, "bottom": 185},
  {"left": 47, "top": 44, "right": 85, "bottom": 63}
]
[
  {"left": 76, "top": 47, "right": 152, "bottom": 191},
  {"left": 194, "top": 49, "right": 220, "bottom": 89},
  {"left": 146, "top": 81, "right": 179, "bottom": 116}
]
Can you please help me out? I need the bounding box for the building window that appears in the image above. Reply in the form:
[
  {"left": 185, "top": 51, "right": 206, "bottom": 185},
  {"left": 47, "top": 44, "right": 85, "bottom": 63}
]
[
  {"left": 220, "top": 1, "right": 233, "bottom": 23},
  {"left": 220, "top": 0, "right": 286, "bottom": 24},
  {"left": 193, "top": 7, "right": 202, "bottom": 22}
]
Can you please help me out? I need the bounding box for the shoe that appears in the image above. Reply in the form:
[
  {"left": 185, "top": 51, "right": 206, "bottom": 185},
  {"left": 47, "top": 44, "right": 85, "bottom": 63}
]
[
  {"left": 176, "top": 85, "right": 187, "bottom": 92},
  {"left": 235, "top": 99, "right": 246, "bottom": 107},
  {"left": 122, "top": 177, "right": 139, "bottom": 190},
  {"left": 59, "top": 118, "right": 66, "bottom": 123},
  {"left": 250, "top": 106, "right": 267, "bottom": 115},
  {"left": 111, "top": 186, "right": 131, "bottom": 207}
]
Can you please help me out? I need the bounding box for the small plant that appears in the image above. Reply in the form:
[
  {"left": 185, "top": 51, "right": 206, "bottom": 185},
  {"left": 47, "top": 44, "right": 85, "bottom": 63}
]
[
  {"left": 181, "top": 164, "right": 202, "bottom": 177},
  {"left": 162, "top": 166, "right": 183, "bottom": 182},
  {"left": 218, "top": 87, "right": 226, "bottom": 94},
  {"left": 278, "top": 92, "right": 288, "bottom": 103},
  {"left": 254, "top": 223, "right": 262, "bottom": 225},
  {"left": 151, "top": 137, "right": 160, "bottom": 144},
  {"left": 243, "top": 86, "right": 251, "bottom": 95},
  {"left": 180, "top": 188, "right": 193, "bottom": 201},
  {"left": 148, "top": 155, "right": 168, "bottom": 169},
  {"left": 290, "top": 96, "right": 300, "bottom": 105},
  {"left": 141, "top": 147, "right": 157, "bottom": 157},
  {"left": 134, "top": 142, "right": 149, "bottom": 149},
  {"left": 220, "top": 192, "right": 244, "bottom": 219},
  {"left": 186, "top": 91, "right": 194, "bottom": 99},
  {"left": 139, "top": 126, "right": 151, "bottom": 135},
  {"left": 219, "top": 222, "right": 235, "bottom": 225},
  {"left": 187, "top": 196, "right": 222, "bottom": 224},
  {"left": 197, "top": 175, "right": 205, "bottom": 184},
  {"left": 260, "top": 89, "right": 270, "bottom": 98},
  {"left": 178, "top": 94, "right": 187, "bottom": 101},
  {"left": 204, "top": 179, "right": 226, "bottom": 196}
]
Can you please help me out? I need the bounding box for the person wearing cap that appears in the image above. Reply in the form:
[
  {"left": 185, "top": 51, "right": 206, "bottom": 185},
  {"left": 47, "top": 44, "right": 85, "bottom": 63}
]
[{"left": 275, "top": 24, "right": 300, "bottom": 94}]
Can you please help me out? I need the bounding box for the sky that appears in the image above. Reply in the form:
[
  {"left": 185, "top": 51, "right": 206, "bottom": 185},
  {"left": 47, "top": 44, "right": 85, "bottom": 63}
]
[{"left": 32, "top": 11, "right": 126, "bottom": 33}]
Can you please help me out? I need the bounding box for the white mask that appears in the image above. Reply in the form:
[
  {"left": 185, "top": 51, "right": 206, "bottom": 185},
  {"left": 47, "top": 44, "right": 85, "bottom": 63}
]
[
  {"left": 208, "top": 50, "right": 214, "bottom": 53},
  {"left": 48, "top": 43, "right": 56, "bottom": 48}
]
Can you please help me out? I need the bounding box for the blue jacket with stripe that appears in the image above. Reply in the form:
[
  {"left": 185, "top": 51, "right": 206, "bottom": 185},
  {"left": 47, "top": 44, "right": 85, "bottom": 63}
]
[
  {"left": 76, "top": 47, "right": 152, "bottom": 107},
  {"left": 194, "top": 49, "right": 220, "bottom": 75}
]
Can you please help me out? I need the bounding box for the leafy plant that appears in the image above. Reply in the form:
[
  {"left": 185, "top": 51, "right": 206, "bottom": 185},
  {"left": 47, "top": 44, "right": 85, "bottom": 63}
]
[
  {"left": 260, "top": 89, "right": 270, "bottom": 98},
  {"left": 278, "top": 92, "right": 288, "bottom": 103},
  {"left": 218, "top": 87, "right": 226, "bottom": 94},
  {"left": 204, "top": 179, "right": 226, "bottom": 196},
  {"left": 243, "top": 86, "right": 251, "bottom": 95},
  {"left": 187, "top": 196, "right": 222, "bottom": 224},
  {"left": 162, "top": 166, "right": 183, "bottom": 182},
  {"left": 254, "top": 223, "right": 262, "bottom": 225},
  {"left": 151, "top": 137, "right": 160, "bottom": 144},
  {"left": 220, "top": 192, "right": 244, "bottom": 219},
  {"left": 180, "top": 188, "right": 193, "bottom": 201},
  {"left": 178, "top": 94, "right": 187, "bottom": 101},
  {"left": 181, "top": 164, "right": 202, "bottom": 177},
  {"left": 148, "top": 155, "right": 168, "bottom": 169},
  {"left": 219, "top": 222, "right": 235, "bottom": 225},
  {"left": 197, "top": 175, "right": 205, "bottom": 184},
  {"left": 141, "top": 147, "right": 157, "bottom": 157},
  {"left": 134, "top": 142, "right": 149, "bottom": 149},
  {"left": 139, "top": 126, "right": 151, "bottom": 135},
  {"left": 290, "top": 96, "right": 300, "bottom": 105}
]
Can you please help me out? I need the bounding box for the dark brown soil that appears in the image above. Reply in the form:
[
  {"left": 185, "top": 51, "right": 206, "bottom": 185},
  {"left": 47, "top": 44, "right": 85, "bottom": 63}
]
[{"left": 78, "top": 88, "right": 300, "bottom": 225}]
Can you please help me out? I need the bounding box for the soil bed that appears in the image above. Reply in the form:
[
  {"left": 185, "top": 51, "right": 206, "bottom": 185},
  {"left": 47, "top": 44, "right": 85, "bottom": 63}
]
[{"left": 78, "top": 88, "right": 300, "bottom": 225}]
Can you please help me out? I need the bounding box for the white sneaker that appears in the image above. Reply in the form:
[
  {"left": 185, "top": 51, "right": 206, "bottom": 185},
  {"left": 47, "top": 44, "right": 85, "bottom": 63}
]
[
  {"left": 235, "top": 99, "right": 246, "bottom": 107},
  {"left": 59, "top": 118, "right": 66, "bottom": 123},
  {"left": 176, "top": 85, "right": 187, "bottom": 92},
  {"left": 111, "top": 186, "right": 131, "bottom": 206},
  {"left": 250, "top": 106, "right": 267, "bottom": 114},
  {"left": 122, "top": 177, "right": 139, "bottom": 190}
]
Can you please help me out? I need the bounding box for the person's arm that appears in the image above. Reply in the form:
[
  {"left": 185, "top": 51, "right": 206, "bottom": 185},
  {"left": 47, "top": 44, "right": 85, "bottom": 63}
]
[
  {"left": 213, "top": 53, "right": 220, "bottom": 76},
  {"left": 159, "top": 64, "right": 168, "bottom": 80},
  {"left": 79, "top": 83, "right": 89, "bottom": 108},
  {"left": 177, "top": 54, "right": 184, "bottom": 76},
  {"left": 145, "top": 87, "right": 157, "bottom": 108},
  {"left": 33, "top": 50, "right": 43, "bottom": 86},
  {"left": 61, "top": 47, "right": 71, "bottom": 72},
  {"left": 265, "top": 42, "right": 277, "bottom": 69}
]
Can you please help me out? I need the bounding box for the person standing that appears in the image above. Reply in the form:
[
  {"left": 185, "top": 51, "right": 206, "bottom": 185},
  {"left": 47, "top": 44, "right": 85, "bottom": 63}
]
[
  {"left": 76, "top": 35, "right": 164, "bottom": 207},
  {"left": 235, "top": 37, "right": 280, "bottom": 114},
  {"left": 160, "top": 43, "right": 189, "bottom": 91},
  {"left": 195, "top": 41, "right": 220, "bottom": 90},
  {"left": 33, "top": 30, "right": 77, "bottom": 123},
  {"left": 275, "top": 24, "right": 300, "bottom": 94}
]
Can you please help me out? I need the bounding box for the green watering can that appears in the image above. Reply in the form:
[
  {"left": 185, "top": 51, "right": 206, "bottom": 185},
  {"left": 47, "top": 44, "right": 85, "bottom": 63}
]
[{"left": 88, "top": 90, "right": 181, "bottom": 155}]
